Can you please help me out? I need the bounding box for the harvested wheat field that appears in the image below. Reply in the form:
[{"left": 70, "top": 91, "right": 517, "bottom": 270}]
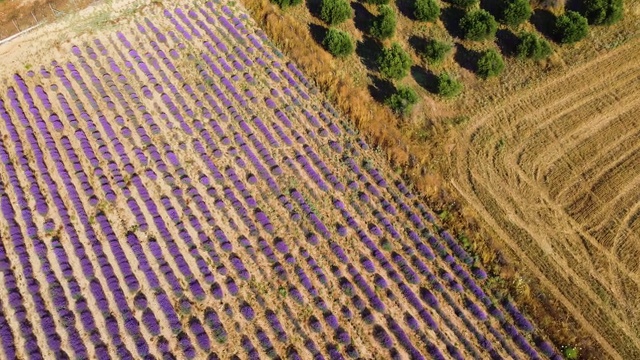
[
  {"left": 451, "top": 35, "right": 640, "bottom": 359},
  {"left": 0, "top": 0, "right": 564, "bottom": 358}
]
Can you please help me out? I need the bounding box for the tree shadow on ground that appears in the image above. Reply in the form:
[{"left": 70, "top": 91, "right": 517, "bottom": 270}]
[
  {"left": 356, "top": 36, "right": 383, "bottom": 70},
  {"left": 309, "top": 23, "right": 328, "bottom": 47},
  {"left": 480, "top": 0, "right": 503, "bottom": 20},
  {"left": 530, "top": 9, "right": 557, "bottom": 41},
  {"left": 453, "top": 43, "right": 481, "bottom": 73},
  {"left": 495, "top": 28, "right": 520, "bottom": 57},
  {"left": 564, "top": 0, "right": 585, "bottom": 13},
  {"left": 411, "top": 65, "right": 439, "bottom": 94},
  {"left": 396, "top": 0, "right": 415, "bottom": 20},
  {"left": 306, "top": 0, "right": 323, "bottom": 20},
  {"left": 408, "top": 35, "right": 429, "bottom": 54},
  {"left": 367, "top": 75, "right": 396, "bottom": 103},
  {"left": 352, "top": 2, "right": 375, "bottom": 33},
  {"left": 440, "top": 6, "right": 466, "bottom": 39}
]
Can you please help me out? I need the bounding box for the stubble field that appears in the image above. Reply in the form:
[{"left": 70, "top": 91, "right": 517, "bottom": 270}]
[{"left": 451, "top": 35, "right": 640, "bottom": 358}]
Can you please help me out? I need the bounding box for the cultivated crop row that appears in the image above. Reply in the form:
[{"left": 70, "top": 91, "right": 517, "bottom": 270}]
[{"left": 0, "top": 1, "right": 560, "bottom": 359}]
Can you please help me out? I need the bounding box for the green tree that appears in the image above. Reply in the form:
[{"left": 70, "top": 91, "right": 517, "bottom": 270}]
[
  {"left": 385, "top": 86, "right": 419, "bottom": 115},
  {"left": 516, "top": 32, "right": 552, "bottom": 59},
  {"left": 370, "top": 5, "right": 397, "bottom": 39},
  {"left": 449, "top": 0, "right": 478, "bottom": 9},
  {"left": 555, "top": 11, "right": 589, "bottom": 43},
  {"left": 476, "top": 49, "right": 505, "bottom": 79},
  {"left": 419, "top": 38, "right": 453, "bottom": 64},
  {"left": 377, "top": 43, "right": 412, "bottom": 79},
  {"left": 362, "top": 0, "right": 390, "bottom": 5},
  {"left": 583, "top": 0, "right": 623, "bottom": 25},
  {"left": 500, "top": 0, "right": 532, "bottom": 26},
  {"left": 322, "top": 28, "right": 355, "bottom": 57},
  {"left": 320, "top": 0, "right": 353, "bottom": 25},
  {"left": 271, "top": 0, "right": 303, "bottom": 9},
  {"left": 436, "top": 72, "right": 463, "bottom": 98},
  {"left": 563, "top": 347, "right": 579, "bottom": 360},
  {"left": 414, "top": 0, "right": 440, "bottom": 22},
  {"left": 460, "top": 10, "right": 498, "bottom": 41}
]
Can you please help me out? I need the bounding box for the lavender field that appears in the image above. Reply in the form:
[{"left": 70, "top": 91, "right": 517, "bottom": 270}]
[{"left": 0, "top": 0, "right": 560, "bottom": 358}]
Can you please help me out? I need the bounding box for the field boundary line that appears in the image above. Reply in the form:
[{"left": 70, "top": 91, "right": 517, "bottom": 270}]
[{"left": 0, "top": 23, "right": 43, "bottom": 47}]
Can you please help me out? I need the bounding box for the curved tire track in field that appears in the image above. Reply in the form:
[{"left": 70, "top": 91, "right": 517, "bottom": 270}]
[{"left": 450, "top": 36, "right": 640, "bottom": 359}]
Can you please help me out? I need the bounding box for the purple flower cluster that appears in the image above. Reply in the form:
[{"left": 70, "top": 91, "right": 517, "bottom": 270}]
[
  {"left": 290, "top": 189, "right": 331, "bottom": 238},
  {"left": 407, "top": 231, "right": 435, "bottom": 261},
  {"left": 225, "top": 277, "right": 239, "bottom": 296},
  {"left": 502, "top": 299, "right": 535, "bottom": 332},
  {"left": 419, "top": 287, "right": 440, "bottom": 308},
  {"left": 373, "top": 325, "right": 393, "bottom": 349},
  {"left": 272, "top": 262, "right": 289, "bottom": 281},
  {"left": 391, "top": 252, "right": 419, "bottom": 284},
  {"left": 229, "top": 254, "right": 250, "bottom": 280},
  {"left": 386, "top": 317, "right": 425, "bottom": 360},
  {"left": 339, "top": 277, "right": 356, "bottom": 295},
  {"left": 465, "top": 298, "right": 488, "bottom": 321},
  {"left": 368, "top": 224, "right": 383, "bottom": 237},
  {"left": 373, "top": 211, "right": 401, "bottom": 239},
  {"left": 267, "top": 238, "right": 286, "bottom": 255},
  {"left": 306, "top": 145, "right": 345, "bottom": 190},
  {"left": 411, "top": 256, "right": 432, "bottom": 278},
  {"left": 347, "top": 265, "right": 385, "bottom": 312},
  {"left": 373, "top": 274, "right": 388, "bottom": 289},
  {"left": 204, "top": 308, "right": 228, "bottom": 344},
  {"left": 95, "top": 212, "right": 140, "bottom": 291},
  {"left": 265, "top": 310, "right": 288, "bottom": 342},
  {"left": 256, "top": 327, "right": 277, "bottom": 356},
  {"left": 210, "top": 282, "right": 224, "bottom": 299},
  {"left": 440, "top": 231, "right": 474, "bottom": 265},
  {"left": 295, "top": 265, "right": 318, "bottom": 297},
  {"left": 398, "top": 283, "right": 438, "bottom": 330},
  {"left": 240, "top": 301, "right": 255, "bottom": 321},
  {"left": 257, "top": 237, "right": 278, "bottom": 263}
]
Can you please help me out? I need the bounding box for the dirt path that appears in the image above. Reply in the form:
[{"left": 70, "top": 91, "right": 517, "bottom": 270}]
[{"left": 450, "top": 35, "right": 640, "bottom": 359}]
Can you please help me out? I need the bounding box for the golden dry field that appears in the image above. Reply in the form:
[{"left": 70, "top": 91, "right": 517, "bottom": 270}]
[{"left": 450, "top": 35, "right": 640, "bottom": 358}]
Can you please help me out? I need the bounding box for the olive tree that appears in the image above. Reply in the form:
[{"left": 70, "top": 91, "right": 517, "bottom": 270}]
[
  {"left": 583, "top": 0, "right": 623, "bottom": 25},
  {"left": 449, "top": 0, "right": 478, "bottom": 9},
  {"left": 320, "top": 0, "right": 353, "bottom": 25},
  {"left": 323, "top": 28, "right": 354, "bottom": 57},
  {"left": 362, "top": 0, "right": 390, "bottom": 5},
  {"left": 377, "top": 43, "right": 412, "bottom": 79},
  {"left": 271, "top": 0, "right": 303, "bottom": 9},
  {"left": 555, "top": 11, "right": 589, "bottom": 43},
  {"left": 500, "top": 0, "right": 532, "bottom": 27},
  {"left": 419, "top": 38, "right": 452, "bottom": 64},
  {"left": 370, "top": 5, "right": 397, "bottom": 39},
  {"left": 516, "top": 32, "right": 552, "bottom": 59},
  {"left": 460, "top": 10, "right": 498, "bottom": 41},
  {"left": 476, "top": 49, "right": 505, "bottom": 79},
  {"left": 436, "top": 72, "right": 463, "bottom": 98},
  {"left": 385, "top": 86, "right": 419, "bottom": 115},
  {"left": 414, "top": 0, "right": 440, "bottom": 22}
]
